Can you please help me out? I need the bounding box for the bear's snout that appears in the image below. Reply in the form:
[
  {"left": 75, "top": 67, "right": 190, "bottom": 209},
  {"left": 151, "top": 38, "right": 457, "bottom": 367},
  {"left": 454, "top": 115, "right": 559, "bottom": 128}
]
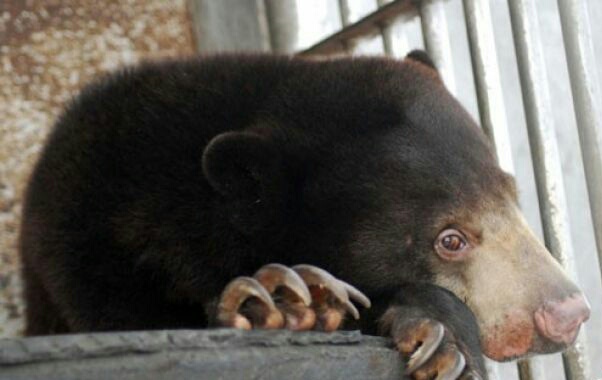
[{"left": 534, "top": 293, "right": 590, "bottom": 345}]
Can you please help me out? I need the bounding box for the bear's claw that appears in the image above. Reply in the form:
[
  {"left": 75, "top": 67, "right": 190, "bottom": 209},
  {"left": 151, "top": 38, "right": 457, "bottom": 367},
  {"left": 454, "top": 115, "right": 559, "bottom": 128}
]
[
  {"left": 411, "top": 345, "right": 465, "bottom": 380},
  {"left": 405, "top": 320, "right": 445, "bottom": 373},
  {"left": 254, "top": 264, "right": 312, "bottom": 306},
  {"left": 216, "top": 277, "right": 284, "bottom": 329},
  {"left": 388, "top": 315, "right": 476, "bottom": 380},
  {"left": 292, "top": 264, "right": 371, "bottom": 320},
  {"left": 217, "top": 263, "right": 371, "bottom": 332}
]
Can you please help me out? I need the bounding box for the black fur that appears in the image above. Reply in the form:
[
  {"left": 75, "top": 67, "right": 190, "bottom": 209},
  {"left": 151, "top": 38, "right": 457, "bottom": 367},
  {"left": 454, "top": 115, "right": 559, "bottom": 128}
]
[{"left": 20, "top": 54, "right": 505, "bottom": 372}]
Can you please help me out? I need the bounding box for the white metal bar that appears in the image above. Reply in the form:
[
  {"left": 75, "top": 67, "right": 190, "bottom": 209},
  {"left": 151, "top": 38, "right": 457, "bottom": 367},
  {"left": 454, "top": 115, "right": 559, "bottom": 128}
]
[
  {"left": 264, "top": 0, "right": 299, "bottom": 53},
  {"left": 517, "top": 357, "right": 546, "bottom": 380},
  {"left": 484, "top": 358, "right": 501, "bottom": 380},
  {"left": 378, "top": 0, "right": 394, "bottom": 56},
  {"left": 462, "top": 0, "right": 514, "bottom": 175},
  {"left": 380, "top": 24, "right": 394, "bottom": 56},
  {"left": 338, "top": 0, "right": 352, "bottom": 26},
  {"left": 419, "top": 0, "right": 456, "bottom": 94},
  {"left": 507, "top": 1, "right": 591, "bottom": 379},
  {"left": 188, "top": 0, "right": 271, "bottom": 52},
  {"left": 337, "top": 0, "right": 353, "bottom": 51},
  {"left": 557, "top": 0, "right": 602, "bottom": 281}
]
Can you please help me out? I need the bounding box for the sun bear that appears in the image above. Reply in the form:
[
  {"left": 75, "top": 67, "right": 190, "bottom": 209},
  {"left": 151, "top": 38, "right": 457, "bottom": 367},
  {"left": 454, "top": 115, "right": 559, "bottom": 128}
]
[{"left": 19, "top": 51, "right": 590, "bottom": 379}]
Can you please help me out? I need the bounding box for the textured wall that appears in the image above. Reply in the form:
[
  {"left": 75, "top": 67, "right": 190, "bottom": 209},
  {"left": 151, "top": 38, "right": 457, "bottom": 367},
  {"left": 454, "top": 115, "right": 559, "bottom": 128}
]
[{"left": 0, "top": 0, "right": 195, "bottom": 338}]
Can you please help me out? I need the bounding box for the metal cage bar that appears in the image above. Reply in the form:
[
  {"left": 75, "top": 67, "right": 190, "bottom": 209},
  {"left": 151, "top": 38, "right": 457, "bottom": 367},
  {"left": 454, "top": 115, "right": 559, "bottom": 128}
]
[
  {"left": 377, "top": 0, "right": 395, "bottom": 56},
  {"left": 188, "top": 0, "right": 271, "bottom": 52},
  {"left": 338, "top": 0, "right": 352, "bottom": 26},
  {"left": 462, "top": 0, "right": 514, "bottom": 175},
  {"left": 517, "top": 359, "right": 546, "bottom": 380},
  {"left": 507, "top": 0, "right": 591, "bottom": 379},
  {"left": 556, "top": 0, "right": 602, "bottom": 278},
  {"left": 380, "top": 22, "right": 395, "bottom": 56},
  {"left": 337, "top": 0, "right": 353, "bottom": 52},
  {"left": 418, "top": 0, "right": 456, "bottom": 94},
  {"left": 264, "top": 0, "right": 299, "bottom": 53}
]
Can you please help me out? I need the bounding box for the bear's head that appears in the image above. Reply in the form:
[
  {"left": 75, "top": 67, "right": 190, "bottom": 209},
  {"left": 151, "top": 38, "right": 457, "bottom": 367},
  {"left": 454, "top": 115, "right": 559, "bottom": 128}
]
[{"left": 202, "top": 51, "right": 590, "bottom": 361}]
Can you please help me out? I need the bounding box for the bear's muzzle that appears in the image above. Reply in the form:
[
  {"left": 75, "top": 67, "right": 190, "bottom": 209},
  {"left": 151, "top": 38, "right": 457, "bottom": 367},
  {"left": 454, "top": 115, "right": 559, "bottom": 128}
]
[{"left": 534, "top": 292, "right": 591, "bottom": 345}]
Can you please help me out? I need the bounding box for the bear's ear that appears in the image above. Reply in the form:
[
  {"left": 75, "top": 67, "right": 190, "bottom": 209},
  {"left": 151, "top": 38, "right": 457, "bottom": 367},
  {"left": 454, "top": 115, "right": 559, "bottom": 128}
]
[
  {"left": 202, "top": 131, "right": 287, "bottom": 235},
  {"left": 405, "top": 50, "right": 438, "bottom": 72}
]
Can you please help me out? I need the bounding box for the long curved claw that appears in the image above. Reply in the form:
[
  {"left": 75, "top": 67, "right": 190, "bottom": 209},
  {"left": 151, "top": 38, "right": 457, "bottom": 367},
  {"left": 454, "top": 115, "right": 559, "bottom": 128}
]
[
  {"left": 292, "top": 264, "right": 370, "bottom": 321},
  {"left": 217, "top": 276, "right": 283, "bottom": 329},
  {"left": 436, "top": 349, "right": 466, "bottom": 380},
  {"left": 342, "top": 299, "right": 360, "bottom": 320},
  {"left": 385, "top": 306, "right": 483, "bottom": 379},
  {"left": 410, "top": 344, "right": 466, "bottom": 380},
  {"left": 254, "top": 263, "right": 312, "bottom": 306},
  {"left": 341, "top": 281, "right": 372, "bottom": 309},
  {"left": 404, "top": 320, "right": 445, "bottom": 374},
  {"left": 292, "top": 265, "right": 349, "bottom": 301}
]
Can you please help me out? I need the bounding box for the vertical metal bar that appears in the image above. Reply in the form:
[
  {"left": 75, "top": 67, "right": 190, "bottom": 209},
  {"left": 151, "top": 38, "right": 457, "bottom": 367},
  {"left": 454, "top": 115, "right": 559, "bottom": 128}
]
[
  {"left": 337, "top": 0, "right": 353, "bottom": 51},
  {"left": 378, "top": 0, "right": 394, "bottom": 56},
  {"left": 338, "top": 0, "right": 352, "bottom": 26},
  {"left": 517, "top": 357, "right": 546, "bottom": 380},
  {"left": 462, "top": 0, "right": 514, "bottom": 175},
  {"left": 188, "top": 0, "right": 271, "bottom": 52},
  {"left": 484, "top": 359, "right": 501, "bottom": 380},
  {"left": 507, "top": 1, "right": 591, "bottom": 379},
  {"left": 557, "top": 0, "right": 602, "bottom": 279},
  {"left": 264, "top": 0, "right": 299, "bottom": 53},
  {"left": 419, "top": 0, "right": 456, "bottom": 94},
  {"left": 380, "top": 24, "right": 394, "bottom": 56}
]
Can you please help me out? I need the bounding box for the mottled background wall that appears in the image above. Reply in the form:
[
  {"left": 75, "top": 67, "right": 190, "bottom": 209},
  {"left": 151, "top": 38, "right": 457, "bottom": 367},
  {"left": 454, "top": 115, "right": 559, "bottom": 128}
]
[{"left": 0, "top": 0, "right": 195, "bottom": 337}]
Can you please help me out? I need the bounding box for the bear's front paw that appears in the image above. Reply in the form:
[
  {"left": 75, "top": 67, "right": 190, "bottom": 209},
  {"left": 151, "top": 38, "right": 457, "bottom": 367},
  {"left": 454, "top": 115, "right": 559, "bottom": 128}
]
[
  {"left": 383, "top": 309, "right": 484, "bottom": 380},
  {"left": 216, "top": 264, "right": 371, "bottom": 331}
]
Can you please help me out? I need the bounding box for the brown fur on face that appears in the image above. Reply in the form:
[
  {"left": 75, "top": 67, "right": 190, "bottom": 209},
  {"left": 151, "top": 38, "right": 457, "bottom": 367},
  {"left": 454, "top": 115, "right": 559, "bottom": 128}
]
[{"left": 431, "top": 196, "right": 583, "bottom": 361}]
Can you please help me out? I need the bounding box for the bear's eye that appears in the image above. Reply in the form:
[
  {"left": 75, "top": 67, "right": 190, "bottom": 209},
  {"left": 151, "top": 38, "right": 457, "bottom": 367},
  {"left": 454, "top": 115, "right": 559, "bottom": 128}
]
[
  {"left": 442, "top": 234, "right": 465, "bottom": 251},
  {"left": 435, "top": 229, "right": 469, "bottom": 260}
]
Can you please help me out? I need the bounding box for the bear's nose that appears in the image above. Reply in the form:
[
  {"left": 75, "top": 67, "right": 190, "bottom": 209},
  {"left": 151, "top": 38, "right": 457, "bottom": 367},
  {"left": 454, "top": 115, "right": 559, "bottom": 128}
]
[{"left": 534, "top": 293, "right": 591, "bottom": 345}]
